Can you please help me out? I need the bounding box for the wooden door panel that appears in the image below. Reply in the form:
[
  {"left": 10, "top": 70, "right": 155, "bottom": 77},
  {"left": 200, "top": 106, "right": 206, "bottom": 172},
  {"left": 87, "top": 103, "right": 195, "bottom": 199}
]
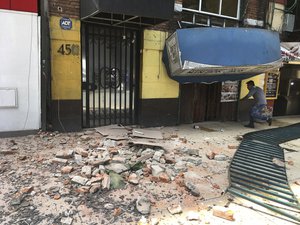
[
  {"left": 180, "top": 82, "right": 237, "bottom": 123},
  {"left": 193, "top": 83, "right": 207, "bottom": 122},
  {"left": 179, "top": 84, "right": 194, "bottom": 124}
]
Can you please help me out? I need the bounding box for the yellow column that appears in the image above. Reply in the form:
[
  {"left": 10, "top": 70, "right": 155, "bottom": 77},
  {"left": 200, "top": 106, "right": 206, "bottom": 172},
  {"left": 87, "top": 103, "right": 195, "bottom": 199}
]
[
  {"left": 50, "top": 16, "right": 81, "bottom": 100},
  {"left": 141, "top": 30, "right": 179, "bottom": 99}
]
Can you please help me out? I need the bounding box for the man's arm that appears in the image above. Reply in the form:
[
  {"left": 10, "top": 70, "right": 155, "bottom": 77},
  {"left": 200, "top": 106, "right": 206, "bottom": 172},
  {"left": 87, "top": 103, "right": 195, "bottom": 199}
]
[{"left": 241, "top": 88, "right": 255, "bottom": 101}]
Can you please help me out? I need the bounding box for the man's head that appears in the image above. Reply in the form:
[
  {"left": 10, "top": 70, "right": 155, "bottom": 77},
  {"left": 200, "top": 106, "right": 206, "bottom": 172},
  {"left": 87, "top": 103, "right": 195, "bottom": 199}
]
[{"left": 246, "top": 80, "right": 255, "bottom": 90}]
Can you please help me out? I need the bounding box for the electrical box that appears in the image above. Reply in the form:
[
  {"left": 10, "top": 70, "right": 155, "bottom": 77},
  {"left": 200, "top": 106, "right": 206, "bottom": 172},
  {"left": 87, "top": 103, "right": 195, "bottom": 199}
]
[{"left": 282, "top": 13, "right": 295, "bottom": 32}]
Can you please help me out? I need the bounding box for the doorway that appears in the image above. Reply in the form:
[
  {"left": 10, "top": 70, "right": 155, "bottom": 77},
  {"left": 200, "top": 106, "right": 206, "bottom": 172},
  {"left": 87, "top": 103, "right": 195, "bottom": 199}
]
[
  {"left": 82, "top": 24, "right": 140, "bottom": 128},
  {"left": 180, "top": 83, "right": 237, "bottom": 123}
]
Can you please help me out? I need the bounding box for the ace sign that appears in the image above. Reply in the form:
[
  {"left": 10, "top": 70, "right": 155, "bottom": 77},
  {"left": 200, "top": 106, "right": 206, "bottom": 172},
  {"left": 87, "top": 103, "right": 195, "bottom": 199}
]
[{"left": 60, "top": 17, "right": 72, "bottom": 30}]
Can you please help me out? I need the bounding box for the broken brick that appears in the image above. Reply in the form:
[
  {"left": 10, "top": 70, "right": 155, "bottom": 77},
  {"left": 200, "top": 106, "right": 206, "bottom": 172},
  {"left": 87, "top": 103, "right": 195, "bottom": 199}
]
[
  {"left": 213, "top": 206, "right": 235, "bottom": 221},
  {"left": 159, "top": 172, "right": 170, "bottom": 183},
  {"left": 20, "top": 186, "right": 34, "bottom": 194},
  {"left": 228, "top": 145, "right": 238, "bottom": 149},
  {"left": 206, "top": 152, "right": 216, "bottom": 160},
  {"left": 61, "top": 166, "right": 73, "bottom": 174}
]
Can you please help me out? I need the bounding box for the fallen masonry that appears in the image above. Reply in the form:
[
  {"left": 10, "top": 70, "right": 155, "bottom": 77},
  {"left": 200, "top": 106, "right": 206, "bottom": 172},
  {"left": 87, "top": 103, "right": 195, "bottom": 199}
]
[{"left": 0, "top": 125, "right": 244, "bottom": 225}]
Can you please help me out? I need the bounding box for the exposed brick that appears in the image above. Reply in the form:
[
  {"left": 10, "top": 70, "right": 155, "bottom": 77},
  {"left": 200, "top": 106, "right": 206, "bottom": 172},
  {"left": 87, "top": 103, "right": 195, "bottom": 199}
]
[
  {"left": 49, "top": 0, "right": 80, "bottom": 18},
  {"left": 242, "top": 0, "right": 269, "bottom": 24}
]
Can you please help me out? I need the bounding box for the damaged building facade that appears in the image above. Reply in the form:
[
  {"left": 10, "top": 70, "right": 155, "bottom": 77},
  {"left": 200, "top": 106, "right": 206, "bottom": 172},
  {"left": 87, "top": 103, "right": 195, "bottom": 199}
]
[{"left": 0, "top": 0, "right": 300, "bottom": 133}]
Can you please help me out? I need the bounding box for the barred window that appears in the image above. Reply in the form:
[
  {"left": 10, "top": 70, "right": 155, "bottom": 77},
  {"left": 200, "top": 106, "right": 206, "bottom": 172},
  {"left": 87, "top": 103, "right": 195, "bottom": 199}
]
[{"left": 182, "top": 0, "right": 240, "bottom": 19}]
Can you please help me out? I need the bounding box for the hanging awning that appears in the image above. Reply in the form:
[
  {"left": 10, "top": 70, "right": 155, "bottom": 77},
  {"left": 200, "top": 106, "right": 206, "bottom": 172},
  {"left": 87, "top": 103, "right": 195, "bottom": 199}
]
[
  {"left": 163, "top": 28, "right": 283, "bottom": 84},
  {"left": 81, "top": 0, "right": 175, "bottom": 28}
]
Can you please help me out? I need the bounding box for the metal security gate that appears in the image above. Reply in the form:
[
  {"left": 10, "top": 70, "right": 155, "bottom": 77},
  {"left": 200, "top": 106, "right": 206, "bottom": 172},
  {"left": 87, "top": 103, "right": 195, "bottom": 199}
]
[
  {"left": 82, "top": 24, "right": 140, "bottom": 128},
  {"left": 228, "top": 123, "right": 300, "bottom": 223}
]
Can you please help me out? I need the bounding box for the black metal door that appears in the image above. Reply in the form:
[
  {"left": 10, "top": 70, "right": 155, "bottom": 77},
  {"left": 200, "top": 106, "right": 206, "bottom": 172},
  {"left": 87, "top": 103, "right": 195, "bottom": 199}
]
[{"left": 82, "top": 24, "right": 140, "bottom": 127}]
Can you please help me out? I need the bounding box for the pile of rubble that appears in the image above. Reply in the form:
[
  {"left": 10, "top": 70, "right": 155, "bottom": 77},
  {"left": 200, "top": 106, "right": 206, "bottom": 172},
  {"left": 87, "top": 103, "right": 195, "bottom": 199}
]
[{"left": 0, "top": 125, "right": 239, "bottom": 225}]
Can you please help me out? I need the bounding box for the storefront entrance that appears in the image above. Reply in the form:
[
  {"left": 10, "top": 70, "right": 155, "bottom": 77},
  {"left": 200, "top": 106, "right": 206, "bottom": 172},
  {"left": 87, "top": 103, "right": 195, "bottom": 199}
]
[
  {"left": 180, "top": 83, "right": 238, "bottom": 123},
  {"left": 82, "top": 24, "right": 140, "bottom": 128}
]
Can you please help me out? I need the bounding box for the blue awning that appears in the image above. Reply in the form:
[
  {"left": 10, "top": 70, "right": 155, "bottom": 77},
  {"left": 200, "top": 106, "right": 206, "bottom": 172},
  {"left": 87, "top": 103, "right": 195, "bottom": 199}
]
[{"left": 163, "top": 28, "right": 283, "bottom": 83}]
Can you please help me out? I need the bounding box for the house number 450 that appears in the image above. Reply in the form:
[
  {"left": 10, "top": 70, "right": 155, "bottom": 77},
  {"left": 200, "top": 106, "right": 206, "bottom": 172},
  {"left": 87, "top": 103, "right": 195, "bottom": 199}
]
[{"left": 57, "top": 44, "right": 79, "bottom": 55}]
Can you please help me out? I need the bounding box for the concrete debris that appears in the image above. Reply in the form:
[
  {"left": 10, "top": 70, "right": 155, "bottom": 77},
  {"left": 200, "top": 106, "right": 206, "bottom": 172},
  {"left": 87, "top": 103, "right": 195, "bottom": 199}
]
[
  {"left": 214, "top": 154, "right": 228, "bottom": 161},
  {"left": 89, "top": 184, "right": 101, "bottom": 193},
  {"left": 129, "top": 139, "right": 166, "bottom": 148},
  {"left": 71, "top": 176, "right": 89, "bottom": 185},
  {"left": 56, "top": 150, "right": 74, "bottom": 159},
  {"left": 102, "top": 173, "right": 110, "bottom": 189},
  {"left": 150, "top": 217, "right": 160, "bottom": 225},
  {"left": 136, "top": 197, "right": 151, "bottom": 215},
  {"left": 128, "top": 173, "right": 139, "bottom": 185},
  {"left": 103, "top": 139, "right": 118, "bottom": 147},
  {"left": 184, "top": 181, "right": 201, "bottom": 197},
  {"left": 74, "top": 154, "right": 83, "bottom": 165},
  {"left": 186, "top": 211, "right": 200, "bottom": 221},
  {"left": 0, "top": 150, "right": 18, "bottom": 155},
  {"left": 272, "top": 158, "right": 285, "bottom": 167},
  {"left": 137, "top": 216, "right": 148, "bottom": 225},
  {"left": 167, "top": 204, "right": 182, "bottom": 215},
  {"left": 95, "top": 124, "right": 129, "bottom": 140},
  {"left": 80, "top": 135, "right": 91, "bottom": 141},
  {"left": 61, "top": 217, "right": 73, "bottom": 225},
  {"left": 105, "top": 163, "right": 129, "bottom": 174},
  {"left": 81, "top": 166, "right": 92, "bottom": 178},
  {"left": 0, "top": 123, "right": 282, "bottom": 224},
  {"left": 132, "top": 129, "right": 164, "bottom": 140},
  {"left": 75, "top": 147, "right": 89, "bottom": 157},
  {"left": 51, "top": 158, "right": 68, "bottom": 164},
  {"left": 104, "top": 203, "right": 115, "bottom": 210}
]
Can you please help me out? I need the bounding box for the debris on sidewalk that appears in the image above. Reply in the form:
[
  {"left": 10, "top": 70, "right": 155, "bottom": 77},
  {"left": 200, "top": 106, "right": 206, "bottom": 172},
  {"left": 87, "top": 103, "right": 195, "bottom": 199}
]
[
  {"left": 132, "top": 128, "right": 164, "bottom": 139},
  {"left": 167, "top": 204, "right": 182, "bottom": 215},
  {"left": 272, "top": 157, "right": 285, "bottom": 167},
  {"left": 1, "top": 123, "right": 294, "bottom": 225},
  {"left": 95, "top": 125, "right": 130, "bottom": 140},
  {"left": 212, "top": 206, "right": 235, "bottom": 221}
]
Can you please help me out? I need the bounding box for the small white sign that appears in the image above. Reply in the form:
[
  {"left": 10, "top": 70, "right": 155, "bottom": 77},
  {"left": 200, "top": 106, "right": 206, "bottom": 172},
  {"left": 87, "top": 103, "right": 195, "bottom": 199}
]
[{"left": 0, "top": 88, "right": 18, "bottom": 108}]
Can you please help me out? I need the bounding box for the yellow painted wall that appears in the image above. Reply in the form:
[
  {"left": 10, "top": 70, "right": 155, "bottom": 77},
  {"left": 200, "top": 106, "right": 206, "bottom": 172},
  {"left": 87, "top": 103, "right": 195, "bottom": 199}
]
[
  {"left": 50, "top": 16, "right": 81, "bottom": 100},
  {"left": 141, "top": 30, "right": 179, "bottom": 99},
  {"left": 240, "top": 74, "right": 266, "bottom": 99}
]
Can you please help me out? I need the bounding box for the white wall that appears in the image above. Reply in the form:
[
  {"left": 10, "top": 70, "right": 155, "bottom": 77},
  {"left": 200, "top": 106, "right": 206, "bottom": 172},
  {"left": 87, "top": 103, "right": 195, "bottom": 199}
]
[{"left": 0, "top": 10, "right": 41, "bottom": 132}]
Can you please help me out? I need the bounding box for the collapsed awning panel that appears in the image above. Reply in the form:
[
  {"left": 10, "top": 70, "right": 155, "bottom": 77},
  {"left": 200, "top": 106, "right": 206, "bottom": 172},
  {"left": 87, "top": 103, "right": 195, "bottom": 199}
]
[
  {"left": 163, "top": 28, "right": 283, "bottom": 83},
  {"left": 281, "top": 42, "right": 300, "bottom": 62},
  {"left": 81, "top": 0, "right": 174, "bottom": 20}
]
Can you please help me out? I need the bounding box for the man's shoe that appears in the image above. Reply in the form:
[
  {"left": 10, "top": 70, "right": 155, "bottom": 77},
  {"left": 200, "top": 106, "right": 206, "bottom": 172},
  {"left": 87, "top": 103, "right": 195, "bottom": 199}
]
[
  {"left": 244, "top": 124, "right": 254, "bottom": 128},
  {"left": 267, "top": 118, "right": 272, "bottom": 126}
]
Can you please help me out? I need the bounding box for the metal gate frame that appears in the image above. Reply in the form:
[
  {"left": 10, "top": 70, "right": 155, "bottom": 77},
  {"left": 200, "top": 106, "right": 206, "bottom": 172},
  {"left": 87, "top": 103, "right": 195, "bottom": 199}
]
[
  {"left": 228, "top": 123, "right": 300, "bottom": 223},
  {"left": 81, "top": 23, "right": 140, "bottom": 128}
]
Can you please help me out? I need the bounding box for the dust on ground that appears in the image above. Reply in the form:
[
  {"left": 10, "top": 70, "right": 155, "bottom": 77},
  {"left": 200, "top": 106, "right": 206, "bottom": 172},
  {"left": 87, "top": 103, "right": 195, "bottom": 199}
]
[{"left": 0, "top": 120, "right": 299, "bottom": 225}]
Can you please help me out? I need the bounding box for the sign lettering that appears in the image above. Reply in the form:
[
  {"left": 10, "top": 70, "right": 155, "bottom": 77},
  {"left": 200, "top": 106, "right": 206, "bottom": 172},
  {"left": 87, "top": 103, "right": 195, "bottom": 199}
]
[
  {"left": 57, "top": 44, "right": 80, "bottom": 56},
  {"left": 60, "top": 17, "right": 72, "bottom": 30}
]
